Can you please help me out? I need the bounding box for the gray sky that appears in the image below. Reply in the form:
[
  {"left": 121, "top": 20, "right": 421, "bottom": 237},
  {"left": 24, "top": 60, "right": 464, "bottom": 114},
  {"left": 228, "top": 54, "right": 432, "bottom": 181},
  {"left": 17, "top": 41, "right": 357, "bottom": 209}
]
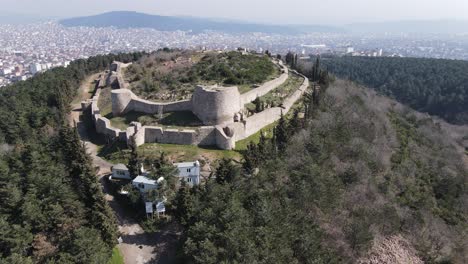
[{"left": 2, "top": 0, "right": 468, "bottom": 24}]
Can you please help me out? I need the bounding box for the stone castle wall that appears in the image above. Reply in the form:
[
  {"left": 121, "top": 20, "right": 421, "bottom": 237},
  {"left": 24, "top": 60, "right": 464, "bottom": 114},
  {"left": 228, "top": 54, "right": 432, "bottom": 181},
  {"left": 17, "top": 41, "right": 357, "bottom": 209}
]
[
  {"left": 240, "top": 61, "right": 289, "bottom": 105},
  {"left": 84, "top": 58, "right": 308, "bottom": 150},
  {"left": 84, "top": 86, "right": 234, "bottom": 149},
  {"left": 232, "top": 73, "right": 310, "bottom": 141},
  {"left": 111, "top": 88, "right": 192, "bottom": 116}
]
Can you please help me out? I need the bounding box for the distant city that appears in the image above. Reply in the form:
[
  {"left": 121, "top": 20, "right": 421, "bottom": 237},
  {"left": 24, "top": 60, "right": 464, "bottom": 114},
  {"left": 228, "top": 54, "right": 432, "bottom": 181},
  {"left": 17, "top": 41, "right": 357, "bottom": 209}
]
[{"left": 1, "top": 21, "right": 468, "bottom": 87}]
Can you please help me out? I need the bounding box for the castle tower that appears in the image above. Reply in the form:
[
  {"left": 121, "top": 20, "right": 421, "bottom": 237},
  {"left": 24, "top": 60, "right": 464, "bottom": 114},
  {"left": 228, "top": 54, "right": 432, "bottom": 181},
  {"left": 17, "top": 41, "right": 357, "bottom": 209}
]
[
  {"left": 111, "top": 89, "right": 133, "bottom": 116},
  {"left": 191, "top": 85, "right": 241, "bottom": 125}
]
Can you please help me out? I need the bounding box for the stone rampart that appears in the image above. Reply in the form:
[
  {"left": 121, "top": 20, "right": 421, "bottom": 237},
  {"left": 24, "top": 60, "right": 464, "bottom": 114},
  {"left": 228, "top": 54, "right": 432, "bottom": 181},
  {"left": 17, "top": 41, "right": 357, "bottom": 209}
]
[
  {"left": 233, "top": 74, "right": 310, "bottom": 141},
  {"left": 84, "top": 59, "right": 308, "bottom": 150},
  {"left": 112, "top": 88, "right": 192, "bottom": 116},
  {"left": 131, "top": 97, "right": 192, "bottom": 114},
  {"left": 240, "top": 61, "right": 289, "bottom": 105}
]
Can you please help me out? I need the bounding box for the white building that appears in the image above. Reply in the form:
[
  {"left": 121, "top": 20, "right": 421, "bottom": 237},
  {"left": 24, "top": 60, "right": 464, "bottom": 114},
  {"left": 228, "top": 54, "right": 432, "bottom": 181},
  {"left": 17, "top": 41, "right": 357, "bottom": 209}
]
[
  {"left": 174, "top": 161, "right": 201, "bottom": 186},
  {"left": 111, "top": 164, "right": 132, "bottom": 180},
  {"left": 132, "top": 175, "right": 158, "bottom": 192},
  {"left": 30, "top": 63, "right": 42, "bottom": 75},
  {"left": 0, "top": 68, "right": 12, "bottom": 76}
]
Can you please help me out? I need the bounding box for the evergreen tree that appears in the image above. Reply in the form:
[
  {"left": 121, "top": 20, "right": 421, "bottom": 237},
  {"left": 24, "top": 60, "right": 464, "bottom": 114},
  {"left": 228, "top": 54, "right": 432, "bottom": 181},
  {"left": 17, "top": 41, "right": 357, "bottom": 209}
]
[
  {"left": 243, "top": 142, "right": 259, "bottom": 173},
  {"left": 253, "top": 97, "right": 263, "bottom": 113},
  {"left": 289, "top": 109, "right": 302, "bottom": 132},
  {"left": 275, "top": 112, "right": 289, "bottom": 153},
  {"left": 127, "top": 136, "right": 140, "bottom": 178},
  {"left": 215, "top": 159, "right": 239, "bottom": 184},
  {"left": 174, "top": 180, "right": 193, "bottom": 228}
]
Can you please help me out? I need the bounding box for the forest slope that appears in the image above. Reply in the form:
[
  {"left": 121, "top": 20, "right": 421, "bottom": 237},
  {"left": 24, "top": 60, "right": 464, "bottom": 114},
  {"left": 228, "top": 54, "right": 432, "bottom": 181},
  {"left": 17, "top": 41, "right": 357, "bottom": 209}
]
[
  {"left": 177, "top": 79, "right": 468, "bottom": 263},
  {"left": 0, "top": 52, "right": 143, "bottom": 263},
  {"left": 316, "top": 56, "right": 468, "bottom": 124}
]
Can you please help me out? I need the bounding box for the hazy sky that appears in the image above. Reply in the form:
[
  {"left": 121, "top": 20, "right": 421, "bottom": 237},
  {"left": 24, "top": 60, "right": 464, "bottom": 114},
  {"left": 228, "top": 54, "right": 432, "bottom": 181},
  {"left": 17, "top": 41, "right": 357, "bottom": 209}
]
[{"left": 2, "top": 0, "right": 468, "bottom": 24}]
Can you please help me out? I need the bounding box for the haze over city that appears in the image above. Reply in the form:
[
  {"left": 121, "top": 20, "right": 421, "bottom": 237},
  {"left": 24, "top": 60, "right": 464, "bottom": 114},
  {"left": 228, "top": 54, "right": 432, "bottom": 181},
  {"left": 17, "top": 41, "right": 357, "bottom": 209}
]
[{"left": 1, "top": 0, "right": 467, "bottom": 24}]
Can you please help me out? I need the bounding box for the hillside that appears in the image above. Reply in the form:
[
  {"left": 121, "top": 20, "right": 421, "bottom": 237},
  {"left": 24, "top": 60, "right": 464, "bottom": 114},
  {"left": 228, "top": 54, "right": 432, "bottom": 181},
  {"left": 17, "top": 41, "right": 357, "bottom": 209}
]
[
  {"left": 0, "top": 52, "right": 143, "bottom": 263},
  {"left": 311, "top": 56, "right": 468, "bottom": 124},
  {"left": 59, "top": 11, "right": 343, "bottom": 34},
  {"left": 175, "top": 80, "right": 468, "bottom": 263}
]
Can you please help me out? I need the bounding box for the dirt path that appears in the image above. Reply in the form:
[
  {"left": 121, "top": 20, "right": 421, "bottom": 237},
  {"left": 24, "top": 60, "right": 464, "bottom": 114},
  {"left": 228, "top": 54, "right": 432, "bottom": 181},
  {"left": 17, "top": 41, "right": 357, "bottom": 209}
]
[{"left": 69, "top": 76, "right": 178, "bottom": 264}]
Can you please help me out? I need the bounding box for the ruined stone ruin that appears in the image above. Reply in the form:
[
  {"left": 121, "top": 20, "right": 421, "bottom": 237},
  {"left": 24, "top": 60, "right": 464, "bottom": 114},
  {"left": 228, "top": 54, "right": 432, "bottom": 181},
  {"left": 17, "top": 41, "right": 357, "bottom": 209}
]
[{"left": 83, "top": 59, "right": 309, "bottom": 150}]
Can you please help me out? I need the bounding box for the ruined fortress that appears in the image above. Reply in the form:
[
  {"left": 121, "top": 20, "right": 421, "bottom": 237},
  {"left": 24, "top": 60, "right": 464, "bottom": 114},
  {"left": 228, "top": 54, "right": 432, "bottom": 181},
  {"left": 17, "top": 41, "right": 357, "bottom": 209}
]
[{"left": 83, "top": 58, "right": 309, "bottom": 150}]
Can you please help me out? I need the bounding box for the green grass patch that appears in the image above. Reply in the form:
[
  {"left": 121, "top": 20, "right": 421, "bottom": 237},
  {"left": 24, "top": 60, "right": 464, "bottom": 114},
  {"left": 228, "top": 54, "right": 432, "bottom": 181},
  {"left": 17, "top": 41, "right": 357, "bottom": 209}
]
[
  {"left": 139, "top": 143, "right": 241, "bottom": 163},
  {"left": 99, "top": 142, "right": 241, "bottom": 165},
  {"left": 107, "top": 247, "right": 124, "bottom": 264}
]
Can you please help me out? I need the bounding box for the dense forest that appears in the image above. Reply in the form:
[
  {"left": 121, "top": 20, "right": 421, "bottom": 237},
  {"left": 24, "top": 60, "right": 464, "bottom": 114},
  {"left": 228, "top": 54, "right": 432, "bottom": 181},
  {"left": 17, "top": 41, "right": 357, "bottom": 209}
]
[
  {"left": 1, "top": 50, "right": 467, "bottom": 263},
  {"left": 311, "top": 56, "right": 468, "bottom": 124},
  {"left": 0, "top": 52, "right": 143, "bottom": 263},
  {"left": 173, "top": 79, "right": 467, "bottom": 263}
]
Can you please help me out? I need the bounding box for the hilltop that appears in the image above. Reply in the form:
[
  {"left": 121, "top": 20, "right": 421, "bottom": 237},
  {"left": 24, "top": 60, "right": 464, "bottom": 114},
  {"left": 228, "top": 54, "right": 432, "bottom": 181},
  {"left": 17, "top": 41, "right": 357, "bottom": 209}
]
[{"left": 59, "top": 11, "right": 344, "bottom": 34}]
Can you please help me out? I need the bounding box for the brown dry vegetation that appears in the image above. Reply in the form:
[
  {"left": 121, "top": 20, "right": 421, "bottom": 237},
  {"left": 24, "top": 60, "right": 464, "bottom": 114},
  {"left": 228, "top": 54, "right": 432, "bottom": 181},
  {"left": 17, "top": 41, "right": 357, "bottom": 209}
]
[{"left": 282, "top": 80, "right": 467, "bottom": 262}]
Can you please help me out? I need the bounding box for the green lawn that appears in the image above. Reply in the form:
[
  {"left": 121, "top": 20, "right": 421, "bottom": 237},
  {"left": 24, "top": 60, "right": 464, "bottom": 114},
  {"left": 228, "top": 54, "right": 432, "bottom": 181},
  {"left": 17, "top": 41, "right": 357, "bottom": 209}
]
[
  {"left": 108, "top": 247, "right": 124, "bottom": 264},
  {"left": 139, "top": 143, "right": 241, "bottom": 163}
]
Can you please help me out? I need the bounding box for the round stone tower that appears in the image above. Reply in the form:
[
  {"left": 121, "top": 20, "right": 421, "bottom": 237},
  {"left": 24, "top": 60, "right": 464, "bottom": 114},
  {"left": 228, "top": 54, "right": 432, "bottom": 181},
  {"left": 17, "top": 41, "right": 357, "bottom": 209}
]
[
  {"left": 192, "top": 85, "right": 241, "bottom": 125},
  {"left": 111, "top": 89, "right": 133, "bottom": 116}
]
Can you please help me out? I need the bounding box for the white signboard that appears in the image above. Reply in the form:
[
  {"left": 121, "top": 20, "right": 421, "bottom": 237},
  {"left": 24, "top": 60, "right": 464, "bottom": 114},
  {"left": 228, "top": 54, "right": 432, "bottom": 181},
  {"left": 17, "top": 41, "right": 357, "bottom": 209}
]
[{"left": 145, "top": 202, "right": 153, "bottom": 214}]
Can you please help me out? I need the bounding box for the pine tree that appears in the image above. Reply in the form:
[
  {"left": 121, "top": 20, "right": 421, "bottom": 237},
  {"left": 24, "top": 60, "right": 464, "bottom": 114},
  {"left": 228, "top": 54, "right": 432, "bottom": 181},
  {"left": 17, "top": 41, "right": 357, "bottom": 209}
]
[
  {"left": 174, "top": 180, "right": 193, "bottom": 228},
  {"left": 127, "top": 136, "right": 139, "bottom": 179},
  {"left": 215, "top": 159, "right": 239, "bottom": 184},
  {"left": 289, "top": 109, "right": 302, "bottom": 132},
  {"left": 58, "top": 125, "right": 118, "bottom": 248},
  {"left": 275, "top": 112, "right": 289, "bottom": 153},
  {"left": 243, "top": 142, "right": 259, "bottom": 173},
  {"left": 314, "top": 57, "right": 321, "bottom": 82}
]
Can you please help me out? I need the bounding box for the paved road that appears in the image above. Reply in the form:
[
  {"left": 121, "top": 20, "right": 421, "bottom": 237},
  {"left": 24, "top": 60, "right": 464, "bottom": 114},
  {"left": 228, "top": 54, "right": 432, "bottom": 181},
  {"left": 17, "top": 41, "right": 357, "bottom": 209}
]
[{"left": 69, "top": 80, "right": 178, "bottom": 264}]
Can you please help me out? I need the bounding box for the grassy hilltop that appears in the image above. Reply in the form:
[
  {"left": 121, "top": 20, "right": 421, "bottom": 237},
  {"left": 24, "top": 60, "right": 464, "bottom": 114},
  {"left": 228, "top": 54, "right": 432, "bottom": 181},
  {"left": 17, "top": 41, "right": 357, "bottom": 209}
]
[{"left": 122, "top": 49, "right": 280, "bottom": 101}]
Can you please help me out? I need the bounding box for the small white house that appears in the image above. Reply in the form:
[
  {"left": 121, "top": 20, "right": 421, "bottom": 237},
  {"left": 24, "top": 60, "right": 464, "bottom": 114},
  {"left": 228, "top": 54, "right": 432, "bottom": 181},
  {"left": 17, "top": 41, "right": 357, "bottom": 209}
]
[
  {"left": 111, "top": 164, "right": 131, "bottom": 180},
  {"left": 132, "top": 176, "right": 158, "bottom": 193},
  {"left": 174, "top": 161, "right": 201, "bottom": 186}
]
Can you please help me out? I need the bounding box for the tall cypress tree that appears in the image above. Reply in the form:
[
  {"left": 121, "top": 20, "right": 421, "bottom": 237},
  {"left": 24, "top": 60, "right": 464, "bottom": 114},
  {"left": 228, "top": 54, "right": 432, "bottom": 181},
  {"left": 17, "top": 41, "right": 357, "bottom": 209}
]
[
  {"left": 127, "top": 136, "right": 139, "bottom": 178},
  {"left": 275, "top": 112, "right": 289, "bottom": 153},
  {"left": 174, "top": 180, "right": 193, "bottom": 228}
]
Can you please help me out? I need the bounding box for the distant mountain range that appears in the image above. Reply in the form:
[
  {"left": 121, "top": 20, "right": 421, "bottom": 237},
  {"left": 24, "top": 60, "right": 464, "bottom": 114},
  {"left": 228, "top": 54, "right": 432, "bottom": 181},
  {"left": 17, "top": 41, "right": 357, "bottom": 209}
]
[
  {"left": 2, "top": 11, "right": 463, "bottom": 35},
  {"left": 59, "top": 11, "right": 344, "bottom": 34}
]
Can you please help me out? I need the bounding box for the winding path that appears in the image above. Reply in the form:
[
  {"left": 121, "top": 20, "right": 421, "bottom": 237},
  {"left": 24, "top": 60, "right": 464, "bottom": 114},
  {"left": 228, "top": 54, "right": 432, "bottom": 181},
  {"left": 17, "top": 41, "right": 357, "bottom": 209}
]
[{"left": 69, "top": 76, "right": 178, "bottom": 264}]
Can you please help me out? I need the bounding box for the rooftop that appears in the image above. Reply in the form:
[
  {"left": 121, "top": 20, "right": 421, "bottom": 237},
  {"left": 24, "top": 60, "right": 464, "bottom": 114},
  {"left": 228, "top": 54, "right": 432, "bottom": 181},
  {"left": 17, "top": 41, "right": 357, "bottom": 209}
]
[
  {"left": 113, "top": 163, "right": 128, "bottom": 170},
  {"left": 133, "top": 175, "right": 157, "bottom": 185},
  {"left": 175, "top": 161, "right": 200, "bottom": 168}
]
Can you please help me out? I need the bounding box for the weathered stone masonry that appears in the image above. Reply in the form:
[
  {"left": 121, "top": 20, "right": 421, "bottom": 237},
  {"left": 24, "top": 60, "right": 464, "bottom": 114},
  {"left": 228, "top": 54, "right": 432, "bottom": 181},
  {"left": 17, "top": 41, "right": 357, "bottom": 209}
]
[{"left": 84, "top": 59, "right": 308, "bottom": 150}]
